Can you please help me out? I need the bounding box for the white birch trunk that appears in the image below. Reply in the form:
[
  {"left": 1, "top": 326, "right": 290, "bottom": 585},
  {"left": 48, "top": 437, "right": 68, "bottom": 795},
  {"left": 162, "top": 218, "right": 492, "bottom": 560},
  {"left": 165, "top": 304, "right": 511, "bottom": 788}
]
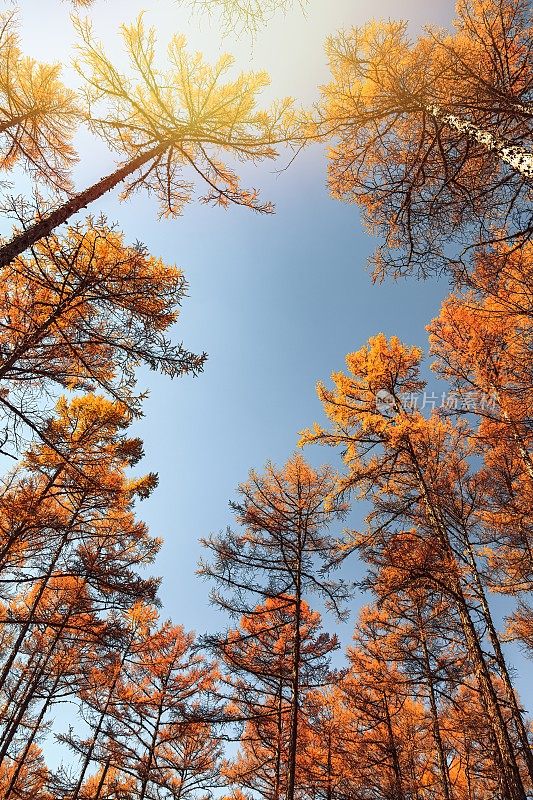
[{"left": 428, "top": 104, "right": 533, "bottom": 179}]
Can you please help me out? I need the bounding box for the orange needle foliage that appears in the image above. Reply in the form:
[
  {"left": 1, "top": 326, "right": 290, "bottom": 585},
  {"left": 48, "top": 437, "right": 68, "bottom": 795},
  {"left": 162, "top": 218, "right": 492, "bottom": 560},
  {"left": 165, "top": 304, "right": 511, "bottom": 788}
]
[
  {"left": 200, "top": 456, "right": 349, "bottom": 800},
  {"left": 429, "top": 243, "right": 533, "bottom": 596},
  {"left": 0, "top": 2, "right": 530, "bottom": 797},
  {"left": 301, "top": 333, "right": 532, "bottom": 799},
  {"left": 220, "top": 597, "right": 337, "bottom": 800}
]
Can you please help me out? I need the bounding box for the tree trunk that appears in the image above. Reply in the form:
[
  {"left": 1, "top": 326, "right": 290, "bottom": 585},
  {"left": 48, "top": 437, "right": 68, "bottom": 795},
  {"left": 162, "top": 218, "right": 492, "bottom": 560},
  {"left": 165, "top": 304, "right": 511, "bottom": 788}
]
[
  {"left": 286, "top": 549, "right": 303, "bottom": 800},
  {"left": 70, "top": 633, "right": 136, "bottom": 800},
  {"left": 0, "top": 608, "right": 70, "bottom": 763},
  {"left": 427, "top": 105, "right": 533, "bottom": 179},
  {"left": 0, "top": 141, "right": 168, "bottom": 268},
  {"left": 4, "top": 670, "right": 62, "bottom": 798},
  {"left": 274, "top": 681, "right": 283, "bottom": 800},
  {"left": 463, "top": 534, "right": 533, "bottom": 783},
  {"left": 383, "top": 693, "right": 405, "bottom": 800},
  {"left": 0, "top": 500, "right": 84, "bottom": 690},
  {"left": 417, "top": 610, "right": 452, "bottom": 800}
]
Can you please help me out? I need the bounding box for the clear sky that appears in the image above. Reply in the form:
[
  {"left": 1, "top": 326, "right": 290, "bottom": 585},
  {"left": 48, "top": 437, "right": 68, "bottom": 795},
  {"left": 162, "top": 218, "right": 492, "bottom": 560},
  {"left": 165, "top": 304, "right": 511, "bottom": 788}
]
[{"left": 16, "top": 0, "right": 531, "bottom": 709}]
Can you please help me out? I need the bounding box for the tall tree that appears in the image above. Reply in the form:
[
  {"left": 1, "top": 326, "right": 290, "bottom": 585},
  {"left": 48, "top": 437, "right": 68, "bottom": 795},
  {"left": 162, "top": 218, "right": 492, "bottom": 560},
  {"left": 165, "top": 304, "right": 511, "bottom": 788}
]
[
  {"left": 301, "top": 334, "right": 532, "bottom": 799},
  {"left": 59, "top": 610, "right": 221, "bottom": 800},
  {"left": 428, "top": 242, "right": 533, "bottom": 596},
  {"left": 0, "top": 393, "right": 160, "bottom": 699},
  {"left": 219, "top": 597, "right": 337, "bottom": 800},
  {"left": 199, "top": 455, "right": 350, "bottom": 800}
]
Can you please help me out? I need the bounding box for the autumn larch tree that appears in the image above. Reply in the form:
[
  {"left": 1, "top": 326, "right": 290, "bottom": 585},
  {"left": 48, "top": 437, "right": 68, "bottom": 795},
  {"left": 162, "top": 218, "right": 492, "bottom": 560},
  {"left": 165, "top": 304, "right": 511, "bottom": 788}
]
[
  {"left": 53, "top": 601, "right": 159, "bottom": 800},
  {"left": 329, "top": 621, "right": 430, "bottom": 800},
  {"left": 301, "top": 334, "right": 532, "bottom": 800},
  {"left": 356, "top": 593, "right": 471, "bottom": 800},
  {"left": 428, "top": 242, "right": 533, "bottom": 750},
  {"left": 0, "top": 576, "right": 107, "bottom": 799},
  {"left": 320, "top": 0, "right": 533, "bottom": 278},
  {"left": 326, "top": 601, "right": 514, "bottom": 800},
  {"left": 428, "top": 242, "right": 533, "bottom": 599},
  {"left": 0, "top": 14, "right": 297, "bottom": 268},
  {"left": 58, "top": 606, "right": 221, "bottom": 800},
  {"left": 0, "top": 393, "right": 161, "bottom": 769},
  {"left": 199, "top": 455, "right": 350, "bottom": 800}
]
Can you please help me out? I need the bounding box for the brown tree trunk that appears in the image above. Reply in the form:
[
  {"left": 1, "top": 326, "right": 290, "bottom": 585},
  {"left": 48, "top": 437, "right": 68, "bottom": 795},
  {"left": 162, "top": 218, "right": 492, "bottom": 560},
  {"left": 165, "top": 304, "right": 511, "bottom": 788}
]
[
  {"left": 463, "top": 532, "right": 533, "bottom": 783},
  {"left": 0, "top": 141, "right": 168, "bottom": 268},
  {"left": 417, "top": 610, "right": 452, "bottom": 800},
  {"left": 383, "top": 693, "right": 405, "bottom": 800},
  {"left": 4, "top": 670, "right": 62, "bottom": 797},
  {"left": 286, "top": 581, "right": 302, "bottom": 800},
  {"left": 0, "top": 500, "right": 85, "bottom": 690},
  {"left": 70, "top": 633, "right": 136, "bottom": 800}
]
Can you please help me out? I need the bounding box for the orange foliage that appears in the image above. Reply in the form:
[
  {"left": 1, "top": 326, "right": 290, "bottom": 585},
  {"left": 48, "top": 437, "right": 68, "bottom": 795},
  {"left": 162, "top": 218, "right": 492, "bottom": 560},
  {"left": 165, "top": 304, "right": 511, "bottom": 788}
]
[{"left": 321, "top": 0, "right": 533, "bottom": 277}]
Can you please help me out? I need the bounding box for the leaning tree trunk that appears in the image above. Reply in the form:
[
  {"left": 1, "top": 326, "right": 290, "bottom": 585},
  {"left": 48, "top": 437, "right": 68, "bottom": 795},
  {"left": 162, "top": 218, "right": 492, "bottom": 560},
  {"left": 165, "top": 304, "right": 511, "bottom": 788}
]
[
  {"left": 0, "top": 141, "right": 169, "bottom": 268},
  {"left": 0, "top": 500, "right": 85, "bottom": 690},
  {"left": 462, "top": 531, "right": 533, "bottom": 783},
  {"left": 4, "top": 670, "right": 62, "bottom": 798}
]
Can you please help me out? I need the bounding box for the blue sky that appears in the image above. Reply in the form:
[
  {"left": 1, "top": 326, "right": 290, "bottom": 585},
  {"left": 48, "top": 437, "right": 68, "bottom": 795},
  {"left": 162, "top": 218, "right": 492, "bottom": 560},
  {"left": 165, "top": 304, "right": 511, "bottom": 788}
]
[{"left": 16, "top": 0, "right": 532, "bottom": 708}]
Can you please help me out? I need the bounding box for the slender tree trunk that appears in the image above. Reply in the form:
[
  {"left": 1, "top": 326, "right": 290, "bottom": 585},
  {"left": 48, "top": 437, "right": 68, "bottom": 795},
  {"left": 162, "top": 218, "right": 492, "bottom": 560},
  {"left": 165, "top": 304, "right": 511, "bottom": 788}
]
[
  {"left": 70, "top": 635, "right": 135, "bottom": 800},
  {"left": 383, "top": 693, "right": 405, "bottom": 800},
  {"left": 0, "top": 111, "right": 39, "bottom": 135},
  {"left": 463, "top": 736, "right": 474, "bottom": 800},
  {"left": 286, "top": 592, "right": 301, "bottom": 800},
  {"left": 286, "top": 552, "right": 302, "bottom": 800},
  {"left": 326, "top": 729, "right": 333, "bottom": 800},
  {"left": 0, "top": 609, "right": 70, "bottom": 762},
  {"left": 4, "top": 670, "right": 62, "bottom": 797},
  {"left": 274, "top": 681, "right": 283, "bottom": 800},
  {"left": 138, "top": 692, "right": 166, "bottom": 800},
  {"left": 0, "top": 665, "right": 45, "bottom": 765},
  {"left": 0, "top": 501, "right": 84, "bottom": 689},
  {"left": 417, "top": 610, "right": 452, "bottom": 800},
  {"left": 0, "top": 646, "right": 41, "bottom": 725},
  {"left": 93, "top": 756, "right": 112, "bottom": 800},
  {"left": 0, "top": 141, "right": 168, "bottom": 268}
]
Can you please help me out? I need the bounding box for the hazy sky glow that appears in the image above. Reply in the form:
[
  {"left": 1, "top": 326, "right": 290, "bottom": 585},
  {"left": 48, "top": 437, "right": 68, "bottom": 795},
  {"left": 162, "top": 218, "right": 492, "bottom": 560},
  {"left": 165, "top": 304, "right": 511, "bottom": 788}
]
[{"left": 13, "top": 0, "right": 531, "bottom": 717}]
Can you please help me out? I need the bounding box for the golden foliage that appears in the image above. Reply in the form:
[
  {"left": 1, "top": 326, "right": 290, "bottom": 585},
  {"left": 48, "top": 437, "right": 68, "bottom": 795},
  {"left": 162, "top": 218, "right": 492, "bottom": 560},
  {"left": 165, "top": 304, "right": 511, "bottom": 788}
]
[
  {"left": 73, "top": 14, "right": 296, "bottom": 215},
  {"left": 0, "top": 12, "right": 79, "bottom": 189}
]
